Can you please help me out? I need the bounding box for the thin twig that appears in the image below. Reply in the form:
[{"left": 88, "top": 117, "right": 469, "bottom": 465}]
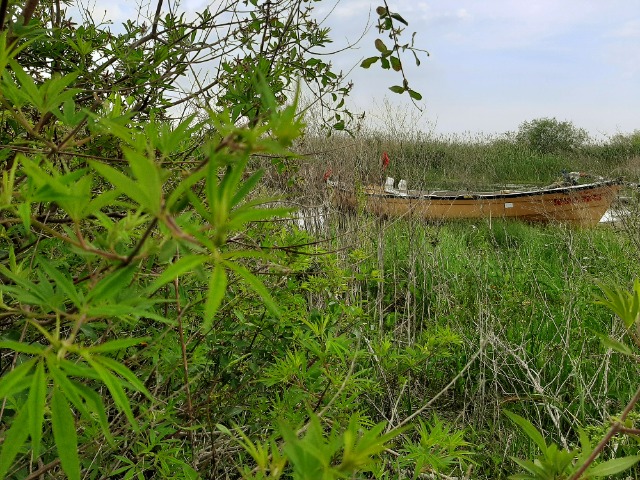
[
  {"left": 393, "top": 343, "right": 485, "bottom": 430},
  {"left": 174, "top": 267, "right": 196, "bottom": 466}
]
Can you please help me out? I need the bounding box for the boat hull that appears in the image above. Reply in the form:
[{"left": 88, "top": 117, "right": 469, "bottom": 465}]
[{"left": 333, "top": 181, "right": 622, "bottom": 227}]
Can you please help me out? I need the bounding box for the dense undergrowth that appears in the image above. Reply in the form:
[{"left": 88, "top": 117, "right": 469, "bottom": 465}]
[
  {"left": 296, "top": 123, "right": 640, "bottom": 190},
  {"left": 1, "top": 1, "right": 640, "bottom": 479},
  {"left": 317, "top": 213, "right": 640, "bottom": 477}
]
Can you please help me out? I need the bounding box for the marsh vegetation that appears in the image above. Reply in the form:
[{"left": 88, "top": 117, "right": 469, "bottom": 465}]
[{"left": 0, "top": 1, "right": 639, "bottom": 478}]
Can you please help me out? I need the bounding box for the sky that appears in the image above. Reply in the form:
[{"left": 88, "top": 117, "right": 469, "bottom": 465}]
[{"left": 78, "top": 0, "right": 639, "bottom": 139}]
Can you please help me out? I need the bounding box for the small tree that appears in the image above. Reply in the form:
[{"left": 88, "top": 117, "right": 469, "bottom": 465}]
[{"left": 516, "top": 117, "right": 588, "bottom": 154}]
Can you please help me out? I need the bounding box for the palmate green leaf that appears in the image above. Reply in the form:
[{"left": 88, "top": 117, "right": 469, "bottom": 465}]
[
  {"left": 588, "top": 455, "right": 640, "bottom": 477},
  {"left": 88, "top": 337, "right": 152, "bottom": 354},
  {"left": 203, "top": 262, "right": 228, "bottom": 331},
  {"left": 39, "top": 72, "right": 82, "bottom": 114},
  {"left": 86, "top": 358, "right": 138, "bottom": 429},
  {"left": 89, "top": 113, "right": 138, "bottom": 147},
  {"left": 0, "top": 340, "right": 46, "bottom": 355},
  {"left": 90, "top": 161, "right": 154, "bottom": 213},
  {"left": 231, "top": 169, "right": 265, "bottom": 208},
  {"left": 0, "top": 285, "right": 50, "bottom": 307},
  {"left": 85, "top": 265, "right": 137, "bottom": 303},
  {"left": 0, "top": 406, "right": 30, "bottom": 479},
  {"left": 55, "top": 175, "right": 93, "bottom": 221},
  {"left": 150, "top": 115, "right": 199, "bottom": 155},
  {"left": 49, "top": 358, "right": 92, "bottom": 416},
  {"left": 225, "top": 262, "right": 280, "bottom": 317},
  {"left": 228, "top": 206, "right": 293, "bottom": 230},
  {"left": 57, "top": 357, "right": 102, "bottom": 381},
  {"left": 504, "top": 411, "right": 547, "bottom": 454},
  {"left": 92, "top": 355, "right": 152, "bottom": 400},
  {"left": 52, "top": 98, "right": 86, "bottom": 126},
  {"left": 69, "top": 380, "right": 113, "bottom": 444},
  {"left": 0, "top": 31, "right": 40, "bottom": 72},
  {"left": 0, "top": 357, "right": 37, "bottom": 398},
  {"left": 38, "top": 258, "right": 83, "bottom": 307},
  {"left": 596, "top": 281, "right": 640, "bottom": 329},
  {"left": 340, "top": 419, "right": 404, "bottom": 472},
  {"left": 280, "top": 417, "right": 334, "bottom": 477},
  {"left": 123, "top": 147, "right": 163, "bottom": 215},
  {"left": 509, "top": 457, "right": 547, "bottom": 478},
  {"left": 51, "top": 386, "right": 81, "bottom": 480},
  {"left": 9, "top": 60, "right": 42, "bottom": 109},
  {"left": 145, "top": 254, "right": 209, "bottom": 294},
  {"left": 27, "top": 360, "right": 46, "bottom": 459},
  {"left": 0, "top": 265, "right": 49, "bottom": 306}
]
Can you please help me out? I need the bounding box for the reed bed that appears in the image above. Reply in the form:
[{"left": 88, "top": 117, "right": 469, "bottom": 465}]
[{"left": 282, "top": 119, "right": 640, "bottom": 477}]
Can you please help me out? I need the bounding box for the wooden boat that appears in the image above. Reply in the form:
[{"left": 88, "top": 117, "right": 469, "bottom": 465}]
[{"left": 331, "top": 177, "right": 623, "bottom": 227}]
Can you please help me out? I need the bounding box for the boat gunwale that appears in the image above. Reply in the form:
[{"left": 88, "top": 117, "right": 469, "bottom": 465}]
[{"left": 361, "top": 180, "right": 622, "bottom": 201}]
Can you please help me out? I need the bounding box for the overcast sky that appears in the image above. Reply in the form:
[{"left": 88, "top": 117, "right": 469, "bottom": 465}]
[{"left": 81, "top": 0, "right": 639, "bottom": 139}]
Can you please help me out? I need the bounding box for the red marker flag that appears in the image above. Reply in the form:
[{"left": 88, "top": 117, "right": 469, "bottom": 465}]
[
  {"left": 382, "top": 151, "right": 390, "bottom": 170},
  {"left": 323, "top": 168, "right": 333, "bottom": 181}
]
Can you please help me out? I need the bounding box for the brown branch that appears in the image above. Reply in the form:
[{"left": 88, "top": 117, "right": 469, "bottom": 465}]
[
  {"left": 174, "top": 271, "right": 196, "bottom": 465},
  {"left": 23, "top": 459, "right": 60, "bottom": 480},
  {"left": 30, "top": 218, "right": 128, "bottom": 262},
  {"left": 569, "top": 384, "right": 640, "bottom": 480},
  {"left": 0, "top": 0, "right": 9, "bottom": 30},
  {"left": 20, "top": 0, "right": 39, "bottom": 25},
  {"left": 122, "top": 218, "right": 158, "bottom": 266}
]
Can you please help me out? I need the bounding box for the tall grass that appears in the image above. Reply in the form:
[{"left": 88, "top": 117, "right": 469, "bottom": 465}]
[
  {"left": 293, "top": 108, "right": 639, "bottom": 196},
  {"left": 281, "top": 111, "right": 640, "bottom": 477},
  {"left": 321, "top": 212, "right": 639, "bottom": 477}
]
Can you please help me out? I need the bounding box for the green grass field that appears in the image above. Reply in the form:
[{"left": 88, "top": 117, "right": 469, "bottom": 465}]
[{"left": 289, "top": 129, "right": 640, "bottom": 477}]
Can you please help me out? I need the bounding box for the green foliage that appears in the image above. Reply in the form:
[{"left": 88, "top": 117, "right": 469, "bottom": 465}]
[
  {"left": 362, "top": 5, "right": 427, "bottom": 101},
  {"left": 516, "top": 117, "right": 588, "bottom": 154},
  {"left": 597, "top": 279, "right": 640, "bottom": 333},
  {"left": 0, "top": 2, "right": 436, "bottom": 478},
  {"left": 401, "top": 416, "right": 474, "bottom": 478},
  {"left": 505, "top": 411, "right": 640, "bottom": 479},
  {"left": 221, "top": 414, "right": 403, "bottom": 479}
]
